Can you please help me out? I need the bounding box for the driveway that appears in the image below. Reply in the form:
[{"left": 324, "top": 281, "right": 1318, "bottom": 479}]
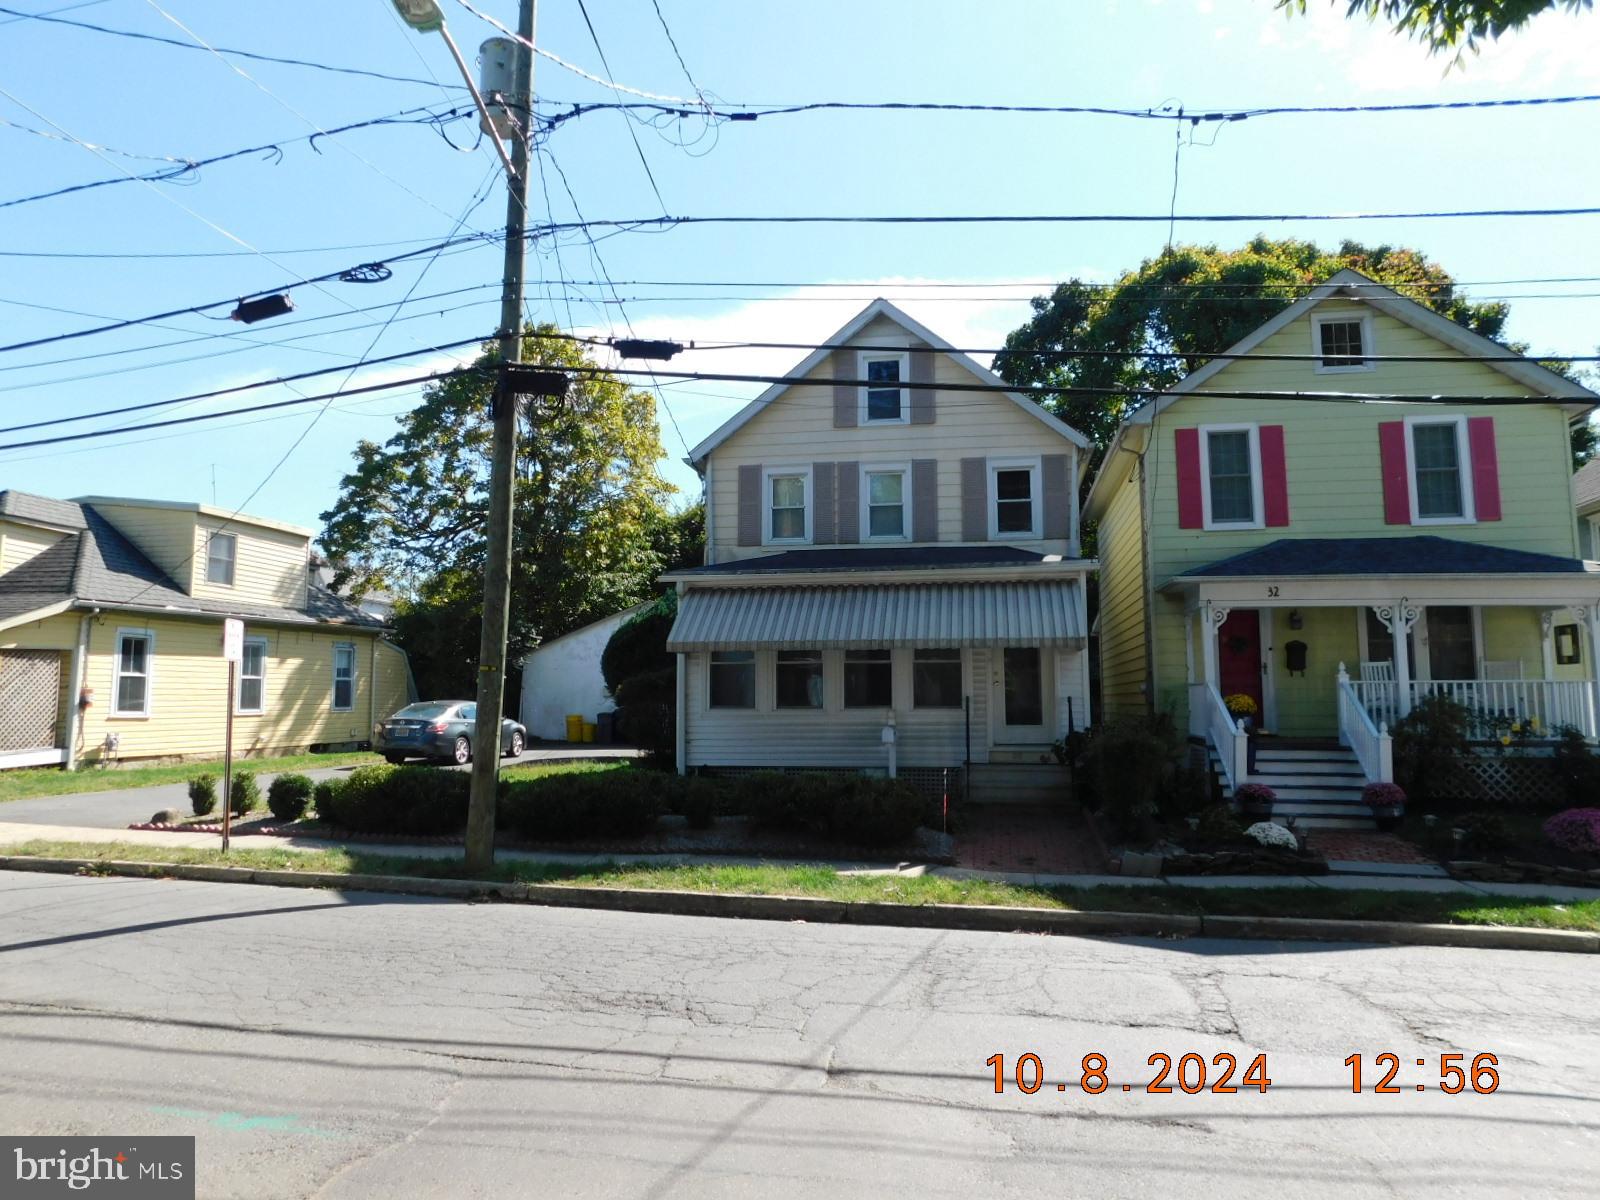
[{"left": 0, "top": 747, "right": 640, "bottom": 830}]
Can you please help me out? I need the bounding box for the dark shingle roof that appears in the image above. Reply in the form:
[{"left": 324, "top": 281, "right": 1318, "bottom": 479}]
[
  {"left": 1178, "top": 536, "right": 1599, "bottom": 579},
  {"left": 0, "top": 489, "right": 87, "bottom": 530},
  {"left": 676, "top": 546, "right": 1054, "bottom": 576},
  {"left": 0, "top": 491, "right": 382, "bottom": 628},
  {"left": 1575, "top": 459, "right": 1600, "bottom": 514}
]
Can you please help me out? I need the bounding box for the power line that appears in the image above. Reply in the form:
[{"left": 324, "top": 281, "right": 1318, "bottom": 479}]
[
  {"left": 573, "top": 0, "right": 669, "bottom": 213},
  {"left": 0, "top": 233, "right": 483, "bottom": 260},
  {"left": 649, "top": 0, "right": 707, "bottom": 106},
  {"left": 0, "top": 3, "right": 465, "bottom": 89}
]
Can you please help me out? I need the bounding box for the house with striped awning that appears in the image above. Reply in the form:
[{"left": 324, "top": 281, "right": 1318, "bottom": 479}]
[{"left": 663, "top": 299, "right": 1095, "bottom": 803}]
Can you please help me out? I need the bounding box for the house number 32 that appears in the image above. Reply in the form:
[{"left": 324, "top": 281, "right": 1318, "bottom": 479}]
[{"left": 1266, "top": 586, "right": 1280, "bottom": 598}]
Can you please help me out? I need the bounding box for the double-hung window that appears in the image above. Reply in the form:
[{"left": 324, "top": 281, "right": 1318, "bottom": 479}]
[
  {"left": 332, "top": 643, "right": 356, "bottom": 712},
  {"left": 708, "top": 651, "right": 755, "bottom": 708},
  {"left": 989, "top": 460, "right": 1039, "bottom": 539},
  {"left": 844, "top": 648, "right": 892, "bottom": 707},
  {"left": 766, "top": 469, "right": 809, "bottom": 543},
  {"left": 860, "top": 352, "right": 909, "bottom": 424},
  {"left": 775, "top": 649, "right": 823, "bottom": 709},
  {"left": 864, "top": 467, "right": 908, "bottom": 539},
  {"left": 1313, "top": 313, "right": 1373, "bottom": 372},
  {"left": 205, "top": 531, "right": 236, "bottom": 586},
  {"left": 1201, "top": 426, "right": 1261, "bottom": 528},
  {"left": 912, "top": 648, "right": 962, "bottom": 709},
  {"left": 237, "top": 637, "right": 267, "bottom": 714},
  {"left": 1407, "top": 416, "right": 1472, "bottom": 523},
  {"left": 113, "top": 631, "right": 153, "bottom": 716}
]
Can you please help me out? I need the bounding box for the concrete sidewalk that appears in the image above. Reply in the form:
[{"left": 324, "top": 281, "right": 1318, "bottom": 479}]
[{"left": 3, "top": 818, "right": 1598, "bottom": 902}]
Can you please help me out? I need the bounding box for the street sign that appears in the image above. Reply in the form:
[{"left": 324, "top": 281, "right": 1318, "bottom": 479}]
[{"left": 222, "top": 617, "right": 244, "bottom": 663}]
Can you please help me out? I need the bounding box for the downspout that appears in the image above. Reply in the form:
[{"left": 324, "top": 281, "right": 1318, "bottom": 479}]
[
  {"left": 369, "top": 633, "right": 380, "bottom": 746},
  {"left": 63, "top": 607, "right": 98, "bottom": 770},
  {"left": 675, "top": 581, "right": 688, "bottom": 774}
]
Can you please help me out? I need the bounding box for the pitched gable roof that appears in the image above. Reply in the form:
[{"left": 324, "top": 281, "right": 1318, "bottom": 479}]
[
  {"left": 0, "top": 489, "right": 87, "bottom": 531},
  {"left": 1575, "top": 458, "right": 1600, "bottom": 515},
  {"left": 684, "top": 298, "right": 1090, "bottom": 468}
]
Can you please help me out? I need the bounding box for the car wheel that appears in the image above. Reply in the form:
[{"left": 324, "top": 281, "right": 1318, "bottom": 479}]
[
  {"left": 505, "top": 730, "right": 524, "bottom": 758},
  {"left": 452, "top": 736, "right": 472, "bottom": 766},
  {"left": 383, "top": 753, "right": 406, "bottom": 766}
]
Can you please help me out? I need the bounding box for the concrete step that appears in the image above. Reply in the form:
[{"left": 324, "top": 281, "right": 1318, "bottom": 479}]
[
  {"left": 986, "top": 746, "right": 1059, "bottom": 765},
  {"left": 1286, "top": 814, "right": 1377, "bottom": 830},
  {"left": 1252, "top": 747, "right": 1359, "bottom": 761},
  {"left": 967, "top": 763, "right": 1070, "bottom": 805},
  {"left": 1251, "top": 760, "right": 1366, "bottom": 777},
  {"left": 1271, "top": 800, "right": 1375, "bottom": 817}
]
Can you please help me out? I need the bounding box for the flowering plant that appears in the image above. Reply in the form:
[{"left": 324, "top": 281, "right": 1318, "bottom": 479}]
[
  {"left": 1543, "top": 808, "right": 1600, "bottom": 857},
  {"left": 1361, "top": 782, "right": 1406, "bottom": 809},
  {"left": 1224, "top": 693, "right": 1259, "bottom": 718},
  {"left": 1235, "top": 783, "right": 1277, "bottom": 806},
  {"left": 1245, "top": 821, "right": 1298, "bottom": 850}
]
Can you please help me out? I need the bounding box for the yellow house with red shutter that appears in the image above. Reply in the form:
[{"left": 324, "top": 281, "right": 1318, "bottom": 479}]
[{"left": 1085, "top": 269, "right": 1600, "bottom": 825}]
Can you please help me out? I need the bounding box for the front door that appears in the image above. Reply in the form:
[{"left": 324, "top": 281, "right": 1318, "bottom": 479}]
[
  {"left": 1217, "top": 609, "right": 1264, "bottom": 720},
  {"left": 993, "top": 646, "right": 1051, "bottom": 744}
]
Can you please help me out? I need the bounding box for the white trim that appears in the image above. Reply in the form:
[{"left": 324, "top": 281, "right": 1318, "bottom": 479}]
[
  {"left": 1404, "top": 414, "right": 1476, "bottom": 526},
  {"left": 1586, "top": 513, "right": 1600, "bottom": 560},
  {"left": 1311, "top": 310, "right": 1375, "bottom": 374},
  {"left": 987, "top": 456, "right": 1041, "bottom": 541},
  {"left": 236, "top": 634, "right": 267, "bottom": 715},
  {"left": 331, "top": 641, "right": 356, "bottom": 712},
  {"left": 860, "top": 461, "right": 912, "bottom": 542},
  {"left": 684, "top": 298, "right": 1091, "bottom": 466},
  {"left": 74, "top": 495, "right": 315, "bottom": 537},
  {"left": 205, "top": 530, "right": 237, "bottom": 586},
  {"left": 1197, "top": 423, "right": 1265, "bottom": 531},
  {"left": 857, "top": 350, "right": 911, "bottom": 425},
  {"left": 110, "top": 626, "right": 154, "bottom": 718},
  {"left": 762, "top": 464, "right": 812, "bottom": 545}
]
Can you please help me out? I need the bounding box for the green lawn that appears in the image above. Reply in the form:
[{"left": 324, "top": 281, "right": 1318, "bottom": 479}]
[
  {"left": 0, "top": 751, "right": 385, "bottom": 803},
  {"left": 4, "top": 839, "right": 1597, "bottom": 933}
]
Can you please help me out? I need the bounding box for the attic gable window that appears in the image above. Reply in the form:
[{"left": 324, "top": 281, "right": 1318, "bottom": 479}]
[
  {"left": 205, "top": 531, "right": 236, "bottom": 586},
  {"left": 859, "top": 352, "right": 910, "bottom": 424},
  {"left": 1313, "top": 313, "right": 1374, "bottom": 373}
]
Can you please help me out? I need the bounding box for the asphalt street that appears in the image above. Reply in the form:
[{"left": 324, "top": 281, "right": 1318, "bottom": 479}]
[{"left": 0, "top": 870, "right": 1594, "bottom": 1198}]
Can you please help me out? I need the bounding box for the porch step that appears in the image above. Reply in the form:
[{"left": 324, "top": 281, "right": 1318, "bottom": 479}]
[
  {"left": 1207, "top": 743, "right": 1375, "bottom": 830},
  {"left": 986, "top": 745, "right": 1059, "bottom": 766},
  {"left": 967, "top": 763, "right": 1070, "bottom": 806},
  {"left": 1251, "top": 758, "right": 1367, "bottom": 778}
]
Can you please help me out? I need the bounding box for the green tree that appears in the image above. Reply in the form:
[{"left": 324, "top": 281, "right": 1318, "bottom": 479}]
[
  {"left": 1277, "top": 1, "right": 1590, "bottom": 56},
  {"left": 321, "top": 326, "right": 674, "bottom": 700},
  {"left": 993, "top": 237, "right": 1591, "bottom": 469}
]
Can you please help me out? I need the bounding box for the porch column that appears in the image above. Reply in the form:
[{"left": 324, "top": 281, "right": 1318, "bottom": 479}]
[
  {"left": 1585, "top": 605, "right": 1600, "bottom": 740},
  {"left": 1375, "top": 601, "right": 1420, "bottom": 718},
  {"left": 1201, "top": 601, "right": 1229, "bottom": 693},
  {"left": 1184, "top": 607, "right": 1196, "bottom": 684}
]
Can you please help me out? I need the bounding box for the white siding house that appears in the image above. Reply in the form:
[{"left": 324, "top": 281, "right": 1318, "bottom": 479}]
[
  {"left": 519, "top": 603, "right": 647, "bottom": 741},
  {"left": 665, "top": 299, "right": 1097, "bottom": 801}
]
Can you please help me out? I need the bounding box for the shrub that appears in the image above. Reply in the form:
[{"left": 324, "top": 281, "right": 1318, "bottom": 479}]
[
  {"left": 1456, "top": 811, "right": 1514, "bottom": 857},
  {"left": 188, "top": 773, "right": 218, "bottom": 817},
  {"left": 1362, "top": 782, "right": 1407, "bottom": 808},
  {"left": 1196, "top": 804, "right": 1244, "bottom": 844},
  {"left": 1551, "top": 728, "right": 1600, "bottom": 807},
  {"left": 312, "top": 778, "right": 344, "bottom": 822},
  {"left": 1245, "top": 821, "right": 1298, "bottom": 850},
  {"left": 1163, "top": 765, "right": 1214, "bottom": 819},
  {"left": 612, "top": 667, "right": 676, "bottom": 765},
  {"left": 499, "top": 768, "right": 673, "bottom": 841},
  {"left": 743, "top": 772, "right": 836, "bottom": 834},
  {"left": 600, "top": 591, "right": 677, "bottom": 694},
  {"left": 1078, "top": 714, "right": 1183, "bottom": 838},
  {"left": 680, "top": 776, "right": 721, "bottom": 830},
  {"left": 266, "top": 773, "right": 315, "bottom": 822},
  {"left": 1544, "top": 808, "right": 1600, "bottom": 857},
  {"left": 326, "top": 764, "right": 397, "bottom": 832},
  {"left": 381, "top": 766, "right": 470, "bottom": 834},
  {"left": 228, "top": 771, "right": 260, "bottom": 816},
  {"left": 1392, "top": 694, "right": 1478, "bottom": 807},
  {"left": 827, "top": 776, "right": 924, "bottom": 846}
]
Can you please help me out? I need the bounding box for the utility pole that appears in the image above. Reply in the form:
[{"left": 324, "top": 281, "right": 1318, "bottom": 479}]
[{"left": 465, "top": 0, "right": 536, "bottom": 875}]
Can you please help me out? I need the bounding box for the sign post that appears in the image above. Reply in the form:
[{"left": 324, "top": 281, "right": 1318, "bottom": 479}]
[{"left": 221, "top": 618, "right": 244, "bottom": 854}]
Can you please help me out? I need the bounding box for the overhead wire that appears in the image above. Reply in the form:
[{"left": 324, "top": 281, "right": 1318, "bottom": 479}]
[{"left": 572, "top": 0, "right": 668, "bottom": 213}]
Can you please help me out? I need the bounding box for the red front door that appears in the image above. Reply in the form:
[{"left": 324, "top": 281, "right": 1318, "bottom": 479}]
[{"left": 1217, "top": 609, "right": 1264, "bottom": 715}]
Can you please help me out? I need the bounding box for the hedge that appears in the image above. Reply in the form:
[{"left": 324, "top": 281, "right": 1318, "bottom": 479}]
[{"left": 266, "top": 773, "right": 315, "bottom": 822}]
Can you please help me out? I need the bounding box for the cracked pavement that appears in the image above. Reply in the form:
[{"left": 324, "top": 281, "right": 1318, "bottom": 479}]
[{"left": 0, "top": 871, "right": 1595, "bottom": 1198}]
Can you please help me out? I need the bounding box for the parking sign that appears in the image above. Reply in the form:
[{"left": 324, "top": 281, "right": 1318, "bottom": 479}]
[{"left": 222, "top": 617, "right": 244, "bottom": 663}]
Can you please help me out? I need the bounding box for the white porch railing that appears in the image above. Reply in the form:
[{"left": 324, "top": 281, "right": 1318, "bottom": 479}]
[
  {"left": 1337, "top": 664, "right": 1393, "bottom": 784},
  {"left": 1351, "top": 678, "right": 1598, "bottom": 740},
  {"left": 1192, "top": 682, "right": 1248, "bottom": 791}
]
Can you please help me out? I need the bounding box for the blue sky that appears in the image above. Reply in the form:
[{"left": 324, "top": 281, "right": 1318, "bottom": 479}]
[{"left": 2, "top": 0, "right": 1599, "bottom": 536}]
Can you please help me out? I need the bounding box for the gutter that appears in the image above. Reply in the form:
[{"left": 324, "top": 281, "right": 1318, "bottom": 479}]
[{"left": 663, "top": 560, "right": 1101, "bottom": 589}]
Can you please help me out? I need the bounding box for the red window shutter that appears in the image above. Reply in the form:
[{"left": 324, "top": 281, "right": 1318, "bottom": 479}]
[
  {"left": 1259, "top": 424, "right": 1290, "bottom": 527},
  {"left": 1468, "top": 416, "right": 1502, "bottom": 521},
  {"left": 1378, "top": 421, "right": 1411, "bottom": 525},
  {"left": 1175, "top": 428, "right": 1203, "bottom": 529}
]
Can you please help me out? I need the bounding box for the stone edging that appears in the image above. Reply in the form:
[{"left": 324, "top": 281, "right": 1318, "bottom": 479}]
[{"left": 1, "top": 855, "right": 1594, "bottom": 955}]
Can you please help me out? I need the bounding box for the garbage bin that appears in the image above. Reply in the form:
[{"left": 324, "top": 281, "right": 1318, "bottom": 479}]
[
  {"left": 581, "top": 721, "right": 597, "bottom": 743},
  {"left": 564, "top": 713, "right": 583, "bottom": 743},
  {"left": 596, "top": 711, "right": 615, "bottom": 744}
]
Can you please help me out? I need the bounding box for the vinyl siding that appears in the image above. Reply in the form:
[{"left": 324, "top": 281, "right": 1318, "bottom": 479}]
[
  {"left": 0, "top": 520, "right": 67, "bottom": 575},
  {"left": 190, "top": 516, "right": 309, "bottom": 608},
  {"left": 85, "top": 503, "right": 198, "bottom": 589},
  {"left": 708, "top": 315, "right": 1078, "bottom": 562},
  {"left": 1095, "top": 461, "right": 1149, "bottom": 718},
  {"left": 3, "top": 612, "right": 403, "bottom": 763}
]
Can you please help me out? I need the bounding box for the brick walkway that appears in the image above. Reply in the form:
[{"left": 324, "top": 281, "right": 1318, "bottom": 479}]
[
  {"left": 955, "top": 805, "right": 1107, "bottom": 875},
  {"left": 1304, "top": 829, "right": 1435, "bottom": 865}
]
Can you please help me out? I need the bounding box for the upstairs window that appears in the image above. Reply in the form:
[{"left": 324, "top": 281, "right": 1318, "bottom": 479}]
[
  {"left": 206, "top": 531, "right": 236, "bottom": 586},
  {"left": 765, "top": 470, "right": 809, "bottom": 543},
  {"left": 1314, "top": 313, "right": 1373, "bottom": 372},
  {"left": 865, "top": 468, "right": 907, "bottom": 539},
  {"left": 1408, "top": 417, "right": 1472, "bottom": 523},
  {"left": 990, "top": 461, "right": 1039, "bottom": 539},
  {"left": 860, "top": 352, "right": 909, "bottom": 424},
  {"left": 1204, "top": 428, "right": 1257, "bottom": 526}
]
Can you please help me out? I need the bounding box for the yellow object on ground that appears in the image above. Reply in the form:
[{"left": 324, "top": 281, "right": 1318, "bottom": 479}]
[
  {"left": 582, "top": 722, "right": 597, "bottom": 743},
  {"left": 565, "top": 714, "right": 583, "bottom": 742}
]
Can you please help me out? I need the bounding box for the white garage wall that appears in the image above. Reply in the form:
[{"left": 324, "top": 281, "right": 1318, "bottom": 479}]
[{"left": 518, "top": 605, "right": 647, "bottom": 741}]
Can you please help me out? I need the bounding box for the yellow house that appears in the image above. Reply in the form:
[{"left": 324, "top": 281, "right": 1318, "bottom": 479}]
[{"left": 0, "top": 490, "right": 414, "bottom": 769}]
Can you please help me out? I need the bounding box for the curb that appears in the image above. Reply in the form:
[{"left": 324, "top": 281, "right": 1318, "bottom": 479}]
[{"left": 1, "top": 855, "right": 1595, "bottom": 954}]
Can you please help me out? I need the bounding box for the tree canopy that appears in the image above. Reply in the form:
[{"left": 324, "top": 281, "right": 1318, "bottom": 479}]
[
  {"left": 991, "top": 237, "right": 1587, "bottom": 459},
  {"left": 319, "top": 326, "right": 678, "bottom": 697},
  {"left": 1277, "top": 1, "right": 1590, "bottom": 56}
]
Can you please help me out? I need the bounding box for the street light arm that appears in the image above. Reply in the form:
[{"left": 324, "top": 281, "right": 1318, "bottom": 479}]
[{"left": 436, "top": 21, "right": 519, "bottom": 182}]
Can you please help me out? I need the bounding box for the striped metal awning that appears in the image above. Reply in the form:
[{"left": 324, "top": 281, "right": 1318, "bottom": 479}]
[{"left": 666, "top": 580, "right": 1085, "bottom": 651}]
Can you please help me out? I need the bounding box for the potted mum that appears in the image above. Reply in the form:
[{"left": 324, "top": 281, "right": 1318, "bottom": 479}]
[
  {"left": 1224, "top": 693, "right": 1259, "bottom": 732},
  {"left": 1235, "top": 782, "right": 1276, "bottom": 823},
  {"left": 1363, "top": 781, "right": 1406, "bottom": 831}
]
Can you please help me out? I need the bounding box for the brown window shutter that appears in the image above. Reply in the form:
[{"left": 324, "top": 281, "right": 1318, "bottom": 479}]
[
  {"left": 835, "top": 461, "right": 860, "bottom": 543},
  {"left": 909, "top": 347, "right": 935, "bottom": 424},
  {"left": 832, "top": 349, "right": 857, "bottom": 428},
  {"left": 737, "top": 464, "right": 762, "bottom": 546},
  {"left": 912, "top": 459, "right": 938, "bottom": 541},
  {"left": 1041, "top": 454, "right": 1071, "bottom": 539},
  {"left": 812, "top": 462, "right": 837, "bottom": 544},
  {"left": 960, "top": 457, "right": 988, "bottom": 542}
]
